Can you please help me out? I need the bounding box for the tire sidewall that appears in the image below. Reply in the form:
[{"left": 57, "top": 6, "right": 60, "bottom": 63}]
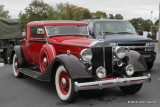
[
  {"left": 55, "top": 65, "right": 73, "bottom": 102},
  {"left": 12, "top": 54, "right": 20, "bottom": 77}
]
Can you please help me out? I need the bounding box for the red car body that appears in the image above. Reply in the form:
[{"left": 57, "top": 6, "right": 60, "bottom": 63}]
[{"left": 21, "top": 21, "right": 94, "bottom": 68}]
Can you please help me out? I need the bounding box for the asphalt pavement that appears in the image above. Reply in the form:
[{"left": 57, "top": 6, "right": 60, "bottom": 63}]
[{"left": 0, "top": 44, "right": 160, "bottom": 107}]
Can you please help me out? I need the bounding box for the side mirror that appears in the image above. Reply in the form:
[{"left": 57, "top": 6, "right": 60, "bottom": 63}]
[
  {"left": 137, "top": 30, "right": 143, "bottom": 35},
  {"left": 37, "top": 28, "right": 44, "bottom": 34},
  {"left": 22, "top": 29, "right": 26, "bottom": 38}
]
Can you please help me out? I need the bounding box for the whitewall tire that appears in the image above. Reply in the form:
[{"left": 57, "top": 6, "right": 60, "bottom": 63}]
[
  {"left": 55, "top": 65, "right": 76, "bottom": 102},
  {"left": 12, "top": 54, "right": 23, "bottom": 78}
]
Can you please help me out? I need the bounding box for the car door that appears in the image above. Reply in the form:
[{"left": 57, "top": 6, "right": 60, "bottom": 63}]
[{"left": 27, "top": 26, "right": 46, "bottom": 65}]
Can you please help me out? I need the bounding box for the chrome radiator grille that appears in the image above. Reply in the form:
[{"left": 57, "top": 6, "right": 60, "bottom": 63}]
[{"left": 91, "top": 47, "right": 113, "bottom": 75}]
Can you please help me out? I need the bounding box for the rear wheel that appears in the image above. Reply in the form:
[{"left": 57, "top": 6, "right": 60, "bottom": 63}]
[
  {"left": 119, "top": 72, "right": 143, "bottom": 94},
  {"left": 3, "top": 49, "right": 8, "bottom": 63},
  {"left": 7, "top": 44, "right": 14, "bottom": 64},
  {"left": 12, "top": 54, "right": 23, "bottom": 78},
  {"left": 55, "top": 65, "right": 76, "bottom": 103}
]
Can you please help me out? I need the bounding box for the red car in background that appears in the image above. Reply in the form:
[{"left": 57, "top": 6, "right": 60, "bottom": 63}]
[{"left": 13, "top": 21, "right": 151, "bottom": 102}]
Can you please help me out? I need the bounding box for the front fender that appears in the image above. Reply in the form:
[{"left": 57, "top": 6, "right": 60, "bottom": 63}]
[
  {"left": 126, "top": 50, "right": 148, "bottom": 72},
  {"left": 38, "top": 54, "right": 93, "bottom": 81}
]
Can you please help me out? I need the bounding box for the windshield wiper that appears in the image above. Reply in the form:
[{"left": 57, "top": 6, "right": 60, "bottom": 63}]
[
  {"left": 103, "top": 32, "right": 116, "bottom": 34},
  {"left": 116, "top": 32, "right": 133, "bottom": 34}
]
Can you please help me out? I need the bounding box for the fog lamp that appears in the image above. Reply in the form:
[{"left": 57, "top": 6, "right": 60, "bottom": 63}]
[
  {"left": 125, "top": 64, "right": 134, "bottom": 76},
  {"left": 96, "top": 66, "right": 106, "bottom": 78}
]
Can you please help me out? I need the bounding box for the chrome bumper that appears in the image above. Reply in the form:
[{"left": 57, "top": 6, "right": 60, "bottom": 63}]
[{"left": 74, "top": 74, "right": 151, "bottom": 92}]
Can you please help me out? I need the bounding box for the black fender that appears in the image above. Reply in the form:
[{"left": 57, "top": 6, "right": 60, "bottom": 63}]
[
  {"left": 38, "top": 54, "right": 93, "bottom": 81},
  {"left": 126, "top": 50, "right": 148, "bottom": 72},
  {"left": 14, "top": 45, "right": 26, "bottom": 67}
]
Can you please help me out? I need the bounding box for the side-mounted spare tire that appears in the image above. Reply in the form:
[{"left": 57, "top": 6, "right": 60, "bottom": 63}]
[{"left": 39, "top": 44, "right": 56, "bottom": 73}]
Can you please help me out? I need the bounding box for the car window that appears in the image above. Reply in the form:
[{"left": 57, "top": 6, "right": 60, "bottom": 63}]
[
  {"left": 45, "top": 25, "right": 88, "bottom": 36},
  {"left": 31, "top": 26, "right": 44, "bottom": 38},
  {"left": 88, "top": 22, "right": 93, "bottom": 33}
]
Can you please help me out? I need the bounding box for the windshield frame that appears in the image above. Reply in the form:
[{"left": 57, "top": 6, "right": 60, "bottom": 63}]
[{"left": 44, "top": 25, "right": 89, "bottom": 37}]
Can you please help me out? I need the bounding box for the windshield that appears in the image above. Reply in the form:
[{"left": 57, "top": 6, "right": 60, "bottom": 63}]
[
  {"left": 45, "top": 25, "right": 88, "bottom": 36},
  {"left": 95, "top": 21, "right": 136, "bottom": 35}
]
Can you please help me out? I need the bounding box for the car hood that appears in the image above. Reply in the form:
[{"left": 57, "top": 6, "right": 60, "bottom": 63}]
[
  {"left": 48, "top": 36, "right": 95, "bottom": 47},
  {"left": 105, "top": 34, "right": 153, "bottom": 43}
]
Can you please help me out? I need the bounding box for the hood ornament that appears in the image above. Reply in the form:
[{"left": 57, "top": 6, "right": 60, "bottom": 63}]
[{"left": 101, "top": 30, "right": 106, "bottom": 40}]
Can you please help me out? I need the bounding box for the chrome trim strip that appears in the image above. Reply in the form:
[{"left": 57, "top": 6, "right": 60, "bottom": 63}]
[
  {"left": 74, "top": 74, "right": 151, "bottom": 92},
  {"left": 121, "top": 46, "right": 154, "bottom": 49}
]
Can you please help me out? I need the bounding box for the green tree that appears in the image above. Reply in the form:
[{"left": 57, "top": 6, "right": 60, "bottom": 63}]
[
  {"left": 115, "top": 14, "right": 123, "bottom": 19},
  {"left": 19, "top": 11, "right": 28, "bottom": 28},
  {"left": 109, "top": 14, "right": 114, "bottom": 19},
  {"left": 92, "top": 11, "right": 107, "bottom": 19},
  {"left": 25, "top": 0, "right": 53, "bottom": 21},
  {"left": 142, "top": 19, "right": 152, "bottom": 31},
  {"left": 56, "top": 2, "right": 91, "bottom": 20},
  {"left": 129, "top": 17, "right": 144, "bottom": 30},
  {"left": 0, "top": 4, "right": 10, "bottom": 18},
  {"left": 129, "top": 17, "right": 153, "bottom": 32}
]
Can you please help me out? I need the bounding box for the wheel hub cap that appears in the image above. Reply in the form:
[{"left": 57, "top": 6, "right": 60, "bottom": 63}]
[
  {"left": 43, "top": 57, "right": 47, "bottom": 66},
  {"left": 61, "top": 78, "right": 66, "bottom": 88},
  {"left": 15, "top": 62, "right": 18, "bottom": 68}
]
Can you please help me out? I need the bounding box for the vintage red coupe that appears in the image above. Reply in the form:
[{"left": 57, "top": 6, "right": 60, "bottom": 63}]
[{"left": 13, "top": 21, "right": 151, "bottom": 102}]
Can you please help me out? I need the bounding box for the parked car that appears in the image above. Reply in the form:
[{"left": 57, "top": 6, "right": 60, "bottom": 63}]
[
  {"left": 13, "top": 20, "right": 151, "bottom": 102},
  {"left": 84, "top": 19, "right": 156, "bottom": 70},
  {"left": 0, "top": 18, "right": 22, "bottom": 64}
]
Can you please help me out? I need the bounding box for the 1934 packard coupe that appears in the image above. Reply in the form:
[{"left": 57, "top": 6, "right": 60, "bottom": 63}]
[{"left": 13, "top": 21, "right": 151, "bottom": 102}]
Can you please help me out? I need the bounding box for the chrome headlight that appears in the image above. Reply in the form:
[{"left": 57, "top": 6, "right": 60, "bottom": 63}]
[
  {"left": 145, "top": 42, "right": 155, "bottom": 51},
  {"left": 80, "top": 49, "right": 92, "bottom": 62},
  {"left": 96, "top": 66, "right": 106, "bottom": 78},
  {"left": 146, "top": 42, "right": 155, "bottom": 46},
  {"left": 114, "top": 46, "right": 126, "bottom": 59},
  {"left": 125, "top": 64, "right": 134, "bottom": 76}
]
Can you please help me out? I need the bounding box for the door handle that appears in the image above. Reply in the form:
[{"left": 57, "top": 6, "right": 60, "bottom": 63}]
[{"left": 26, "top": 44, "right": 32, "bottom": 46}]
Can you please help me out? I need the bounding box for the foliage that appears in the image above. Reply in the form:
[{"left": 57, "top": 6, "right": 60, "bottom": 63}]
[
  {"left": 0, "top": 4, "right": 10, "bottom": 18},
  {"left": 92, "top": 11, "right": 107, "bottom": 19},
  {"left": 115, "top": 14, "right": 123, "bottom": 19},
  {"left": 18, "top": 0, "right": 124, "bottom": 27},
  {"left": 129, "top": 18, "right": 153, "bottom": 32},
  {"left": 109, "top": 14, "right": 114, "bottom": 19}
]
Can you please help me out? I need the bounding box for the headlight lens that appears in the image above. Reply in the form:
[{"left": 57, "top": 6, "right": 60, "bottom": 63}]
[
  {"left": 125, "top": 64, "right": 134, "bottom": 76},
  {"left": 114, "top": 46, "right": 126, "bottom": 59},
  {"left": 145, "top": 42, "right": 155, "bottom": 51},
  {"left": 96, "top": 66, "right": 106, "bottom": 78},
  {"left": 146, "top": 42, "right": 155, "bottom": 46},
  {"left": 80, "top": 49, "right": 92, "bottom": 62}
]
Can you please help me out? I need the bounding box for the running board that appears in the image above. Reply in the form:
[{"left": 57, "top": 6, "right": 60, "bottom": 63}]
[
  {"left": 18, "top": 68, "right": 51, "bottom": 82},
  {"left": 19, "top": 68, "right": 41, "bottom": 79}
]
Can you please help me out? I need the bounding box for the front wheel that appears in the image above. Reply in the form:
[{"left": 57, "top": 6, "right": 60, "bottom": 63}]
[
  {"left": 12, "top": 54, "right": 23, "bottom": 78},
  {"left": 147, "top": 62, "right": 154, "bottom": 70},
  {"left": 55, "top": 65, "right": 76, "bottom": 103},
  {"left": 119, "top": 72, "right": 143, "bottom": 94}
]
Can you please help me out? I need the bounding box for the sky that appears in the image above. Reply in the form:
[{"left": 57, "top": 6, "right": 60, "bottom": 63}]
[{"left": 0, "top": 0, "right": 159, "bottom": 22}]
